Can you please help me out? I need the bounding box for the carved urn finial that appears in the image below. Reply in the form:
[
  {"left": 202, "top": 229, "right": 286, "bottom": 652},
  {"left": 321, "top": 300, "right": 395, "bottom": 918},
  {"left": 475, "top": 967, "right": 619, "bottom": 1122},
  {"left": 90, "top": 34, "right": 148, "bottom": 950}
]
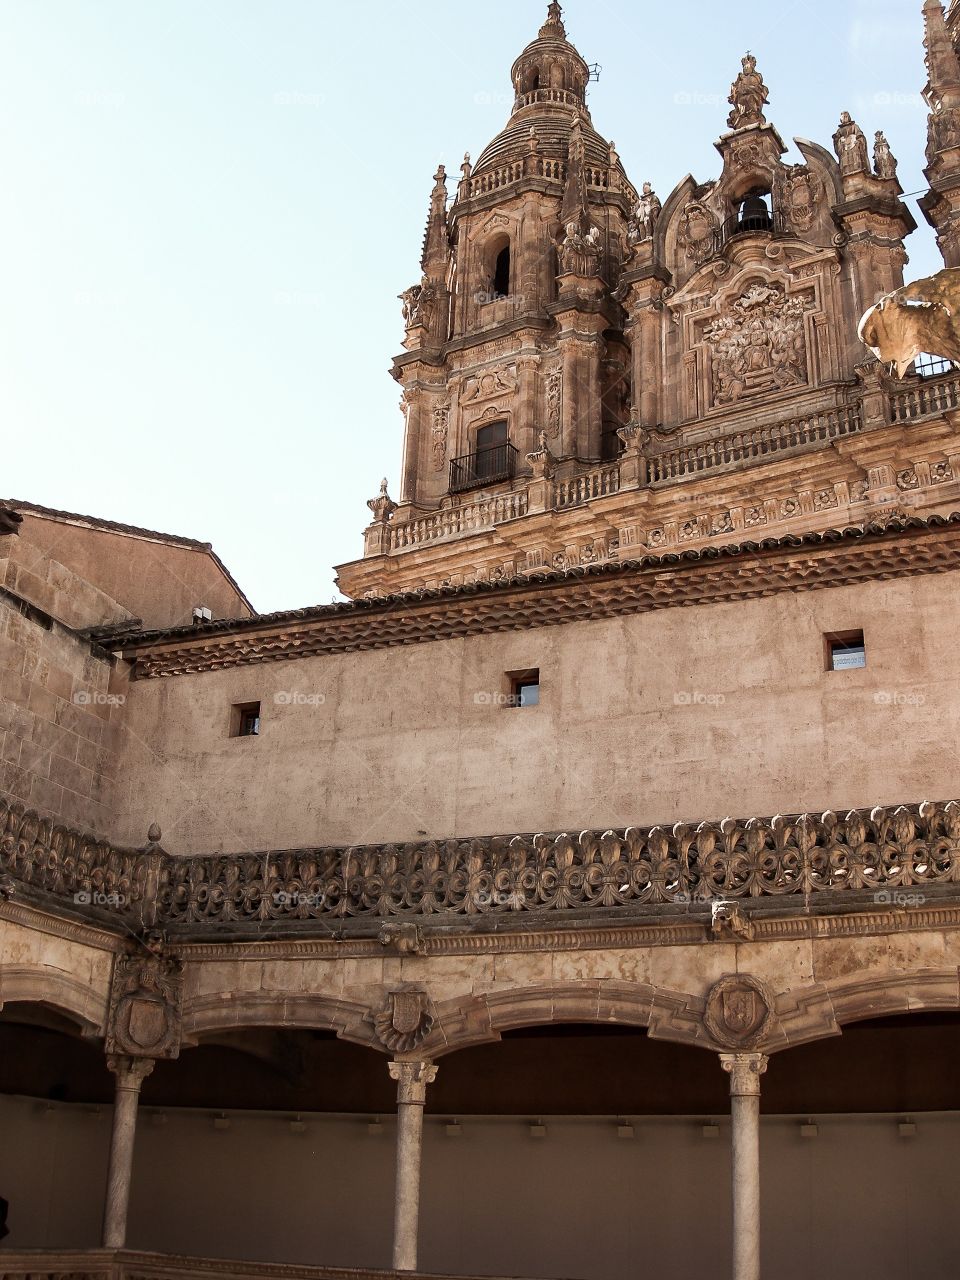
[
  {"left": 367, "top": 478, "right": 397, "bottom": 524},
  {"left": 727, "top": 51, "right": 769, "bottom": 130}
]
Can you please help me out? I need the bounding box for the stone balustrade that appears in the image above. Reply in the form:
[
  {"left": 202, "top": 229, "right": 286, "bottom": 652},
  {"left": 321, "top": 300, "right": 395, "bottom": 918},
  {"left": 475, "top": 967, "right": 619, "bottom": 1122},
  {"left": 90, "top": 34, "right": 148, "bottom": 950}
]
[
  {"left": 3, "top": 793, "right": 959, "bottom": 937},
  {"left": 646, "top": 404, "right": 863, "bottom": 484},
  {"left": 389, "top": 491, "right": 528, "bottom": 549},
  {"left": 554, "top": 463, "right": 621, "bottom": 507},
  {"left": 889, "top": 367, "right": 960, "bottom": 423}
]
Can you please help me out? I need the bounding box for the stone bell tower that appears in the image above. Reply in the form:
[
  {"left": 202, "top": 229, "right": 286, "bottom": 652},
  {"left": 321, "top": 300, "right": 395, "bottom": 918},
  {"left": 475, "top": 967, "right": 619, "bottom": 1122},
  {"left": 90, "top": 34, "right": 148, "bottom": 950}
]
[
  {"left": 337, "top": 7, "right": 936, "bottom": 602},
  {"left": 386, "top": 2, "right": 637, "bottom": 517}
]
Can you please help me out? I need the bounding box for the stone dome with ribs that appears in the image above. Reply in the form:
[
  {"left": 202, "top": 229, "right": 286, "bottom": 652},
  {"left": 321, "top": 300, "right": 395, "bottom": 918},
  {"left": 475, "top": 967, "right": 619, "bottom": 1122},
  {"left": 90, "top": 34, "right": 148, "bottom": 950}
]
[{"left": 471, "top": 2, "right": 626, "bottom": 181}]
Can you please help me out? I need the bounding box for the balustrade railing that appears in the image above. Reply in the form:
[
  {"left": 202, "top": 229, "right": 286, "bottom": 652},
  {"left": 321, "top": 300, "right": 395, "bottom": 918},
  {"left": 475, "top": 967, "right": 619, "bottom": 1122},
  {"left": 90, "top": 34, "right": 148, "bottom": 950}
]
[
  {"left": 889, "top": 369, "right": 960, "bottom": 423},
  {"left": 390, "top": 491, "right": 528, "bottom": 549},
  {"left": 3, "top": 793, "right": 959, "bottom": 935},
  {"left": 462, "top": 159, "right": 616, "bottom": 200},
  {"left": 647, "top": 405, "right": 863, "bottom": 484},
  {"left": 555, "top": 463, "right": 621, "bottom": 508}
]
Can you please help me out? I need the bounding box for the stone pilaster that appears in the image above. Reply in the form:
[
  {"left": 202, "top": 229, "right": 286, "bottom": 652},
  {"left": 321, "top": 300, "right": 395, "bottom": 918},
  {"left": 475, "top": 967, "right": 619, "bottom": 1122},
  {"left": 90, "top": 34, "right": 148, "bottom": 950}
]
[
  {"left": 721, "top": 1052, "right": 768, "bottom": 1280},
  {"left": 389, "top": 1058, "right": 438, "bottom": 1272}
]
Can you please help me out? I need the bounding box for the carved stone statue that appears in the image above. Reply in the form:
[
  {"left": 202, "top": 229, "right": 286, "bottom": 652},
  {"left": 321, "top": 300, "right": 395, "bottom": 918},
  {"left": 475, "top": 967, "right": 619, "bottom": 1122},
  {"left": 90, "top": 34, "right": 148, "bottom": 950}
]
[
  {"left": 859, "top": 267, "right": 960, "bottom": 376},
  {"left": 559, "top": 219, "right": 601, "bottom": 275},
  {"left": 873, "top": 130, "right": 898, "bottom": 180},
  {"left": 833, "top": 111, "right": 870, "bottom": 176},
  {"left": 630, "top": 182, "right": 661, "bottom": 242},
  {"left": 727, "top": 53, "right": 769, "bottom": 131}
]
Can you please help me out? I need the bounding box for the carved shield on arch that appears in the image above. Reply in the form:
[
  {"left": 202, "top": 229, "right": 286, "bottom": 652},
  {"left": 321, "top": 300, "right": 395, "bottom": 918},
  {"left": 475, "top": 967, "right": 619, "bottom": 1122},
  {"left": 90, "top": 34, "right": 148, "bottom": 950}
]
[
  {"left": 704, "top": 975, "right": 774, "bottom": 1049},
  {"left": 121, "top": 995, "right": 169, "bottom": 1052},
  {"left": 391, "top": 990, "right": 425, "bottom": 1036}
]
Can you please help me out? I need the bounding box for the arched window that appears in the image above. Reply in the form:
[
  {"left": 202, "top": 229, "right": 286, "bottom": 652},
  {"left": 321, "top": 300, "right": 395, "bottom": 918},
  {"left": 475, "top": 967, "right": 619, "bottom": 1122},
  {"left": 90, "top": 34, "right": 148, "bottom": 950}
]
[{"left": 493, "top": 245, "right": 511, "bottom": 298}]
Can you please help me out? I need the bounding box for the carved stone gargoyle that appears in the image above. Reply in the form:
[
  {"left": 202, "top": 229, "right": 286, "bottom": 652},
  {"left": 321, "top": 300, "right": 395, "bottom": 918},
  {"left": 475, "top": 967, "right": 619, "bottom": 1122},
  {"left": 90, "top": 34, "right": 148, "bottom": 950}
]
[{"left": 859, "top": 267, "right": 960, "bottom": 376}]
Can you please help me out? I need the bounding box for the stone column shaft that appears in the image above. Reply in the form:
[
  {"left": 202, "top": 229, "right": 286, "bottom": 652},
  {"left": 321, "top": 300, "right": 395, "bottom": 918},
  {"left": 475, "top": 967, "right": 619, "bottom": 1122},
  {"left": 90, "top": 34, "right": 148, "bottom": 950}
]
[
  {"left": 721, "top": 1052, "right": 768, "bottom": 1280},
  {"left": 389, "top": 1059, "right": 437, "bottom": 1272},
  {"left": 102, "top": 1055, "right": 154, "bottom": 1249}
]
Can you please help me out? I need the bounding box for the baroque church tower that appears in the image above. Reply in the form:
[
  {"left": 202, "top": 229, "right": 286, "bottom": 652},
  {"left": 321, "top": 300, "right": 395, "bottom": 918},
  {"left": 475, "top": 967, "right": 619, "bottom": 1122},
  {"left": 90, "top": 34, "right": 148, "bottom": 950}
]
[{"left": 336, "top": 4, "right": 948, "bottom": 600}]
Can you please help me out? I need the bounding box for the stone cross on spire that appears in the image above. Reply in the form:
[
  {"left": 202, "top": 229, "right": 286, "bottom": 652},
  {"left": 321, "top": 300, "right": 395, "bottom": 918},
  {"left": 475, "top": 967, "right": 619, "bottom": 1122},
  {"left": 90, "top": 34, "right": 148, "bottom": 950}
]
[{"left": 727, "top": 52, "right": 769, "bottom": 130}]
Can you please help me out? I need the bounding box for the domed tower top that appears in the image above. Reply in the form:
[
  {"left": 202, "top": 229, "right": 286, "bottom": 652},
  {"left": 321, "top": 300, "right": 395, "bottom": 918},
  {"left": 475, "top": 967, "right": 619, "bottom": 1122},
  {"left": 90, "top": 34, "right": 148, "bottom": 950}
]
[
  {"left": 472, "top": 3, "right": 626, "bottom": 182},
  {"left": 510, "top": 2, "right": 590, "bottom": 114}
]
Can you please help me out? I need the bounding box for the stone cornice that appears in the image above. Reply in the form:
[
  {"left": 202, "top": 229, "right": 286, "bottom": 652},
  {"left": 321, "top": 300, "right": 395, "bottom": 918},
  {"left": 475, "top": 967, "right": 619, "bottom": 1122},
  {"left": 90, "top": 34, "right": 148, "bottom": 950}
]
[{"left": 111, "top": 515, "right": 960, "bottom": 677}]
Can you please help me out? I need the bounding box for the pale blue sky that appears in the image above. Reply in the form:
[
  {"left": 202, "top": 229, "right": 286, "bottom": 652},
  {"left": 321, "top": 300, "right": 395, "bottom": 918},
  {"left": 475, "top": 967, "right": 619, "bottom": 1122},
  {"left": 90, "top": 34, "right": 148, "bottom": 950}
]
[{"left": 1, "top": 0, "right": 940, "bottom": 612}]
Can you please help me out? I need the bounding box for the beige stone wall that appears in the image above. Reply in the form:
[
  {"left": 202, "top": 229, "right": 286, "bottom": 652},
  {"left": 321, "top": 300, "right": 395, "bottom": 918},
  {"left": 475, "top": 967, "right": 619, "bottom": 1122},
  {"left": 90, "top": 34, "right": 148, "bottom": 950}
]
[
  {"left": 0, "top": 593, "right": 130, "bottom": 834},
  {"left": 1, "top": 1092, "right": 957, "bottom": 1280},
  {"left": 111, "top": 570, "right": 958, "bottom": 853},
  {"left": 14, "top": 513, "right": 252, "bottom": 630}
]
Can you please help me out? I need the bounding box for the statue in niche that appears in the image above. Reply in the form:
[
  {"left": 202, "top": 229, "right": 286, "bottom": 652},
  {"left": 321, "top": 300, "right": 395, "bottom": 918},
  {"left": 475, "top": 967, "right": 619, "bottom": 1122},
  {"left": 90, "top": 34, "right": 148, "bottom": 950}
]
[{"left": 727, "top": 53, "right": 769, "bottom": 130}]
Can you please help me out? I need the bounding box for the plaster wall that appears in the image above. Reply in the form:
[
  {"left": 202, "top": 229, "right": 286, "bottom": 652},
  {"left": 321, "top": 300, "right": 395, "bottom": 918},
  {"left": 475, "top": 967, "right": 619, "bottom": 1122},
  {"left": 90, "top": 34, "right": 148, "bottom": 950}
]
[
  {"left": 0, "top": 1096, "right": 956, "bottom": 1280},
  {"left": 111, "top": 571, "right": 959, "bottom": 852}
]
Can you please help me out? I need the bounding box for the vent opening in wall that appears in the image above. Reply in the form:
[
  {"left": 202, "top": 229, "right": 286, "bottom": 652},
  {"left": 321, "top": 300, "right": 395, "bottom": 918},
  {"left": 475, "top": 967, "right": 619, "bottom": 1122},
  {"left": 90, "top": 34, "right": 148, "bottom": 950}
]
[
  {"left": 507, "top": 669, "right": 540, "bottom": 707},
  {"left": 232, "top": 701, "right": 261, "bottom": 736},
  {"left": 826, "top": 631, "right": 865, "bottom": 671}
]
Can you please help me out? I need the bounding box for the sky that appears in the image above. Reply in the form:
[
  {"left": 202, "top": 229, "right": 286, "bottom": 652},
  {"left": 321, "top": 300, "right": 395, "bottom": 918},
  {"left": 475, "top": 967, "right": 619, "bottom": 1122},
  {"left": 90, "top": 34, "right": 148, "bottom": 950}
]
[{"left": 1, "top": 0, "right": 943, "bottom": 613}]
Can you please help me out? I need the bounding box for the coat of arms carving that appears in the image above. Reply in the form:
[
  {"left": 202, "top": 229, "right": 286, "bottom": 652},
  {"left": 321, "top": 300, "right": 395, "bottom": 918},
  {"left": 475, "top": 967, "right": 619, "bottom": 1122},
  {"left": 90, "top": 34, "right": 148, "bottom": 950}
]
[
  {"left": 704, "top": 975, "right": 773, "bottom": 1049},
  {"left": 373, "top": 988, "right": 435, "bottom": 1053},
  {"left": 678, "top": 202, "right": 719, "bottom": 266},
  {"left": 105, "top": 952, "right": 183, "bottom": 1060},
  {"left": 703, "top": 282, "right": 810, "bottom": 406},
  {"left": 775, "top": 165, "right": 822, "bottom": 233}
]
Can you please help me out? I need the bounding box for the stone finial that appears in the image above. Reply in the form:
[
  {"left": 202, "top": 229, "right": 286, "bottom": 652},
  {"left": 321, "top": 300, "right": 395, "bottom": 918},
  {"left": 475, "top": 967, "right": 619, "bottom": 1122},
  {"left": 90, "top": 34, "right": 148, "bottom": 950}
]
[
  {"left": 539, "top": 1, "right": 566, "bottom": 39},
  {"left": 146, "top": 823, "right": 162, "bottom": 845},
  {"left": 726, "top": 52, "right": 769, "bottom": 130},
  {"left": 460, "top": 151, "right": 472, "bottom": 181},
  {"left": 367, "top": 478, "right": 397, "bottom": 524}
]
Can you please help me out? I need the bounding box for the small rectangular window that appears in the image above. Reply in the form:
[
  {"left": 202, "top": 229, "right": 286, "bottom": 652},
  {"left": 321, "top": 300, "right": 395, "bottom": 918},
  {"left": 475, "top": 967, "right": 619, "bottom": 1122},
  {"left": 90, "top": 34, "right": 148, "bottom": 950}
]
[
  {"left": 508, "top": 669, "right": 540, "bottom": 707},
  {"left": 232, "top": 701, "right": 261, "bottom": 736},
  {"left": 826, "top": 631, "right": 865, "bottom": 671}
]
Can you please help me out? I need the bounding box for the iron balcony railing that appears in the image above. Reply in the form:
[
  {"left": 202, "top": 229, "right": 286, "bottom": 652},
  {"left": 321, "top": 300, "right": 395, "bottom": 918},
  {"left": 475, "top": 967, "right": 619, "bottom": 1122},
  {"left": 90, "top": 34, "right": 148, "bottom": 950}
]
[{"left": 449, "top": 442, "right": 519, "bottom": 494}]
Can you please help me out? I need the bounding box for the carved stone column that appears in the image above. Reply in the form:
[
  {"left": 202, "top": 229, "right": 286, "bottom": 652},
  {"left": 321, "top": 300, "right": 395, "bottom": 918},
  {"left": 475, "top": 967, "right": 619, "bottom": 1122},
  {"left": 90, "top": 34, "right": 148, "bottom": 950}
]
[
  {"left": 721, "top": 1052, "right": 768, "bottom": 1280},
  {"left": 102, "top": 1054, "right": 154, "bottom": 1247},
  {"left": 400, "top": 387, "right": 424, "bottom": 505},
  {"left": 389, "top": 1059, "right": 437, "bottom": 1271}
]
